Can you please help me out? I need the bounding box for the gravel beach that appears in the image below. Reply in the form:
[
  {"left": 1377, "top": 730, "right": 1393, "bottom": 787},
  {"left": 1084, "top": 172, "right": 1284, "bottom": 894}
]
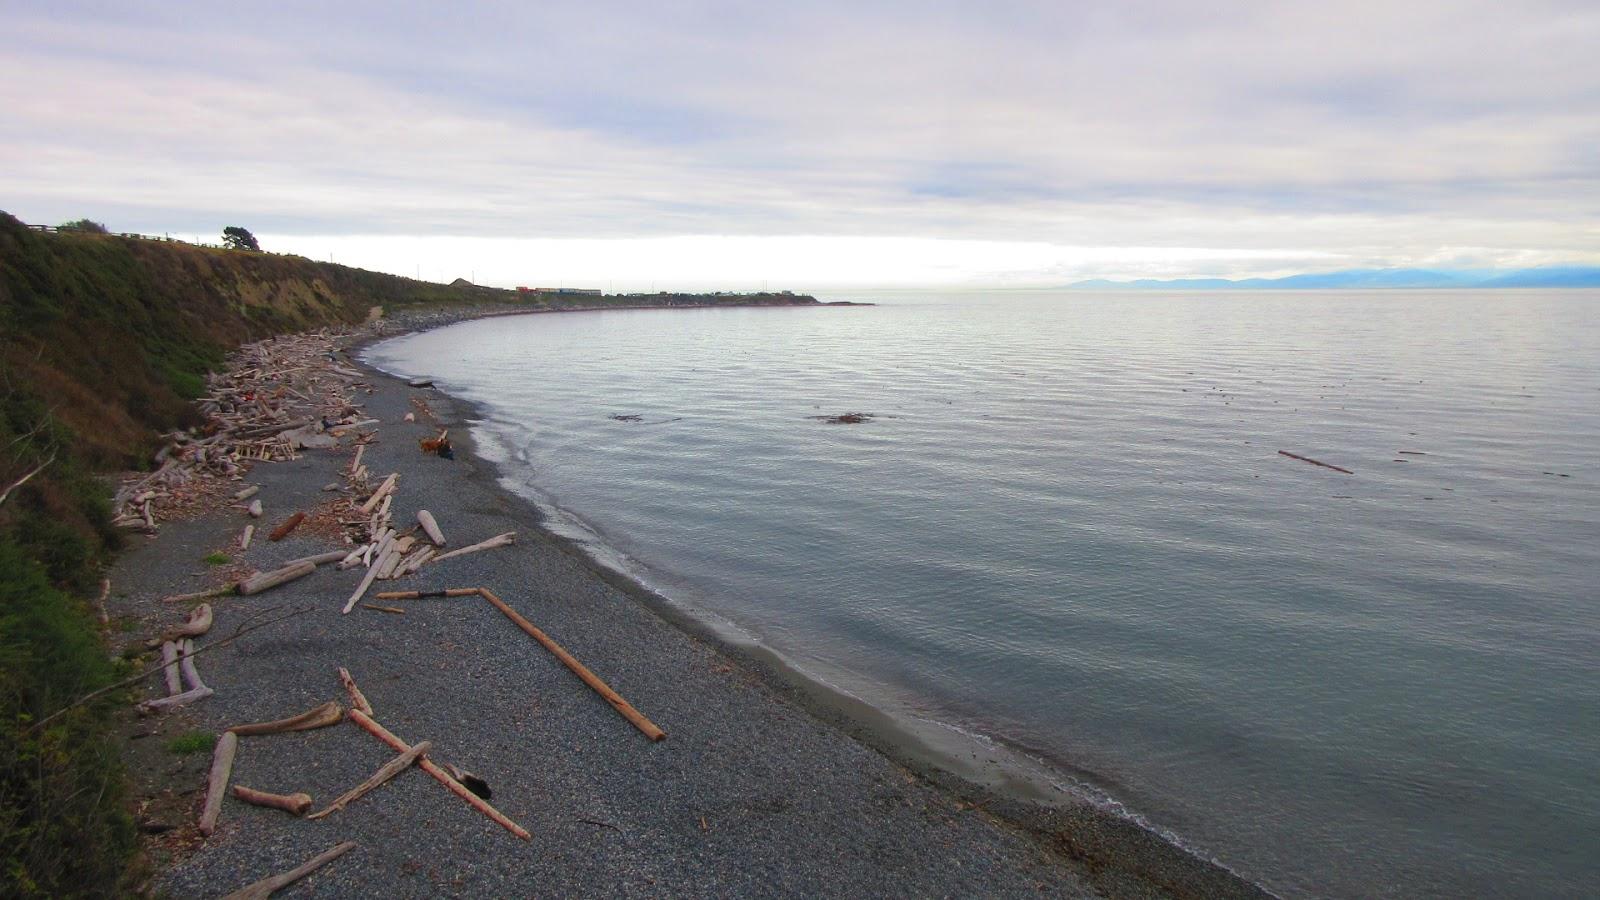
[{"left": 110, "top": 312, "right": 1268, "bottom": 898}]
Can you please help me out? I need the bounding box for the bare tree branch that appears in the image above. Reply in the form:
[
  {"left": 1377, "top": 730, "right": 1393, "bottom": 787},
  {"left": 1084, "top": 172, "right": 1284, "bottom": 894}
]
[
  {"left": 26, "top": 605, "right": 312, "bottom": 734},
  {"left": 0, "top": 450, "right": 56, "bottom": 508}
]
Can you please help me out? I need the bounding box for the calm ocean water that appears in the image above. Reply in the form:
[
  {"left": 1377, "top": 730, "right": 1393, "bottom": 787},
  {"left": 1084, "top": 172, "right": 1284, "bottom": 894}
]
[{"left": 369, "top": 291, "right": 1599, "bottom": 897}]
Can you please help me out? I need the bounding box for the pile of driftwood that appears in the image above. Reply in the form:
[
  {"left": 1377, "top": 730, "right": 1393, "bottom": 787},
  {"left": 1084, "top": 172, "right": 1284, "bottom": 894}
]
[
  {"left": 335, "top": 437, "right": 515, "bottom": 612},
  {"left": 111, "top": 330, "right": 377, "bottom": 533}
]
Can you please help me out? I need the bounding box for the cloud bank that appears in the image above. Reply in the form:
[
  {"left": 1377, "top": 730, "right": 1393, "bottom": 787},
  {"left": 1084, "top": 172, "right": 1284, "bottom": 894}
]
[{"left": 3, "top": 1, "right": 1597, "bottom": 285}]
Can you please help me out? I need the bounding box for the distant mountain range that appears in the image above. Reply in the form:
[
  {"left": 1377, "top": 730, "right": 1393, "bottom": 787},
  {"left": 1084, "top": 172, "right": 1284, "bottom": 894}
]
[{"left": 1069, "top": 266, "right": 1600, "bottom": 290}]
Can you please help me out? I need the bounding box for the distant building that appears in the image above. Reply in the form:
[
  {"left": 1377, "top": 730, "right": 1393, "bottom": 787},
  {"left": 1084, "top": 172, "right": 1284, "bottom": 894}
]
[{"left": 517, "top": 287, "right": 603, "bottom": 296}]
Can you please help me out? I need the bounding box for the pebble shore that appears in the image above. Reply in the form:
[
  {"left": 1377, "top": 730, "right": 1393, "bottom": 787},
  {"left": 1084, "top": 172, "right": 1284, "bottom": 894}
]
[{"left": 111, "top": 308, "right": 1267, "bottom": 898}]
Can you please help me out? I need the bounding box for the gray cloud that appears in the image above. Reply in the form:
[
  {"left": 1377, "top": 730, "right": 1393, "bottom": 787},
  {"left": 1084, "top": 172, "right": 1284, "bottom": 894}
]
[{"left": 2, "top": 0, "right": 1597, "bottom": 279}]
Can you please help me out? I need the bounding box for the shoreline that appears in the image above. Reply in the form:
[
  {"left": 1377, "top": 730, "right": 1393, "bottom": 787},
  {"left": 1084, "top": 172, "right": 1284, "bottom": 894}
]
[
  {"left": 362, "top": 307, "right": 1274, "bottom": 897},
  {"left": 112, "top": 304, "right": 1269, "bottom": 898}
]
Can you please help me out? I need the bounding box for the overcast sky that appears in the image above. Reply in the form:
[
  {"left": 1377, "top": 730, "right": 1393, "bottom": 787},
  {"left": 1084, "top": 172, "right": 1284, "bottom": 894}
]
[{"left": 4, "top": 1, "right": 1597, "bottom": 289}]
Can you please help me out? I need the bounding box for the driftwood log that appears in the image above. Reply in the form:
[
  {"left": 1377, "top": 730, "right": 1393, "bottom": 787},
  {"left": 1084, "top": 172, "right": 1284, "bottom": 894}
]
[
  {"left": 417, "top": 509, "right": 445, "bottom": 546},
  {"left": 1277, "top": 450, "right": 1355, "bottom": 475},
  {"left": 374, "top": 588, "right": 481, "bottom": 600},
  {"left": 338, "top": 667, "right": 373, "bottom": 716},
  {"left": 161, "top": 584, "right": 235, "bottom": 604},
  {"left": 220, "top": 840, "right": 356, "bottom": 900},
  {"left": 179, "top": 638, "right": 208, "bottom": 692},
  {"left": 229, "top": 700, "right": 344, "bottom": 736},
  {"left": 306, "top": 740, "right": 431, "bottom": 820},
  {"left": 199, "top": 731, "right": 238, "bottom": 835},
  {"left": 342, "top": 550, "right": 390, "bottom": 614},
  {"left": 269, "top": 512, "right": 306, "bottom": 541},
  {"left": 360, "top": 473, "right": 398, "bottom": 514},
  {"left": 160, "top": 641, "right": 182, "bottom": 696},
  {"left": 247, "top": 499, "right": 263, "bottom": 519},
  {"left": 238, "top": 560, "right": 316, "bottom": 596},
  {"left": 286, "top": 549, "right": 352, "bottom": 568},
  {"left": 240, "top": 524, "right": 255, "bottom": 550},
  {"left": 234, "top": 485, "right": 260, "bottom": 502},
  {"left": 478, "top": 588, "right": 666, "bottom": 742},
  {"left": 231, "top": 785, "right": 313, "bottom": 816},
  {"left": 345, "top": 706, "right": 529, "bottom": 840},
  {"left": 429, "top": 532, "right": 515, "bottom": 565},
  {"left": 140, "top": 638, "right": 215, "bottom": 712},
  {"left": 147, "top": 603, "right": 213, "bottom": 648}
]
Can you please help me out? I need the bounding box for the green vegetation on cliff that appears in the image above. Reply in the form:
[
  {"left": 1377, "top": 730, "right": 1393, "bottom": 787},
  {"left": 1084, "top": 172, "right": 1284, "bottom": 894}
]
[
  {"left": 0, "top": 211, "right": 509, "bottom": 894},
  {"left": 0, "top": 210, "right": 827, "bottom": 892}
]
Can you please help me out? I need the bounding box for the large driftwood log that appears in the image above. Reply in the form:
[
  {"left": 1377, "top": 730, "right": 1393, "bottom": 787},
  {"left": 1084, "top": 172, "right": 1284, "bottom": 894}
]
[
  {"left": 374, "top": 588, "right": 481, "bottom": 600},
  {"left": 199, "top": 731, "right": 238, "bottom": 836},
  {"left": 268, "top": 512, "right": 306, "bottom": 541},
  {"left": 178, "top": 638, "right": 208, "bottom": 692},
  {"left": 234, "top": 485, "right": 260, "bottom": 501},
  {"left": 429, "top": 532, "right": 516, "bottom": 565},
  {"left": 479, "top": 589, "right": 666, "bottom": 742},
  {"left": 345, "top": 707, "right": 529, "bottom": 840},
  {"left": 306, "top": 740, "right": 432, "bottom": 820},
  {"left": 416, "top": 510, "right": 446, "bottom": 546},
  {"left": 228, "top": 700, "right": 344, "bottom": 736},
  {"left": 220, "top": 840, "right": 356, "bottom": 900},
  {"left": 161, "top": 584, "right": 235, "bottom": 604},
  {"left": 231, "top": 785, "right": 313, "bottom": 816},
  {"left": 237, "top": 560, "right": 316, "bottom": 596},
  {"left": 240, "top": 524, "right": 255, "bottom": 550}
]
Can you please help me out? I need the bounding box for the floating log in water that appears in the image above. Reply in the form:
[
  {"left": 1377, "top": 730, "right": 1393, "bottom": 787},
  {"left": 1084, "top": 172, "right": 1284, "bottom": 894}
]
[
  {"left": 1277, "top": 450, "right": 1354, "bottom": 475},
  {"left": 479, "top": 588, "right": 666, "bottom": 742}
]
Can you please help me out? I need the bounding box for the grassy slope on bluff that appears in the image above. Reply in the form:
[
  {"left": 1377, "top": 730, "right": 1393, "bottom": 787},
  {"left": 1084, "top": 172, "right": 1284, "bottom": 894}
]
[{"left": 0, "top": 211, "right": 506, "bottom": 896}]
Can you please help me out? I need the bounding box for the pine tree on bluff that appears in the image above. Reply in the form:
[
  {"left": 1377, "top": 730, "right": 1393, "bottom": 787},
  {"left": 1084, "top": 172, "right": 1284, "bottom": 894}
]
[{"left": 221, "top": 226, "right": 260, "bottom": 251}]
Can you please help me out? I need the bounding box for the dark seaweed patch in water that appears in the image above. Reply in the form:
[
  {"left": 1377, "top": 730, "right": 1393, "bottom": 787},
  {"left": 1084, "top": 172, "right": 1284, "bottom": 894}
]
[{"left": 811, "top": 412, "right": 873, "bottom": 424}]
